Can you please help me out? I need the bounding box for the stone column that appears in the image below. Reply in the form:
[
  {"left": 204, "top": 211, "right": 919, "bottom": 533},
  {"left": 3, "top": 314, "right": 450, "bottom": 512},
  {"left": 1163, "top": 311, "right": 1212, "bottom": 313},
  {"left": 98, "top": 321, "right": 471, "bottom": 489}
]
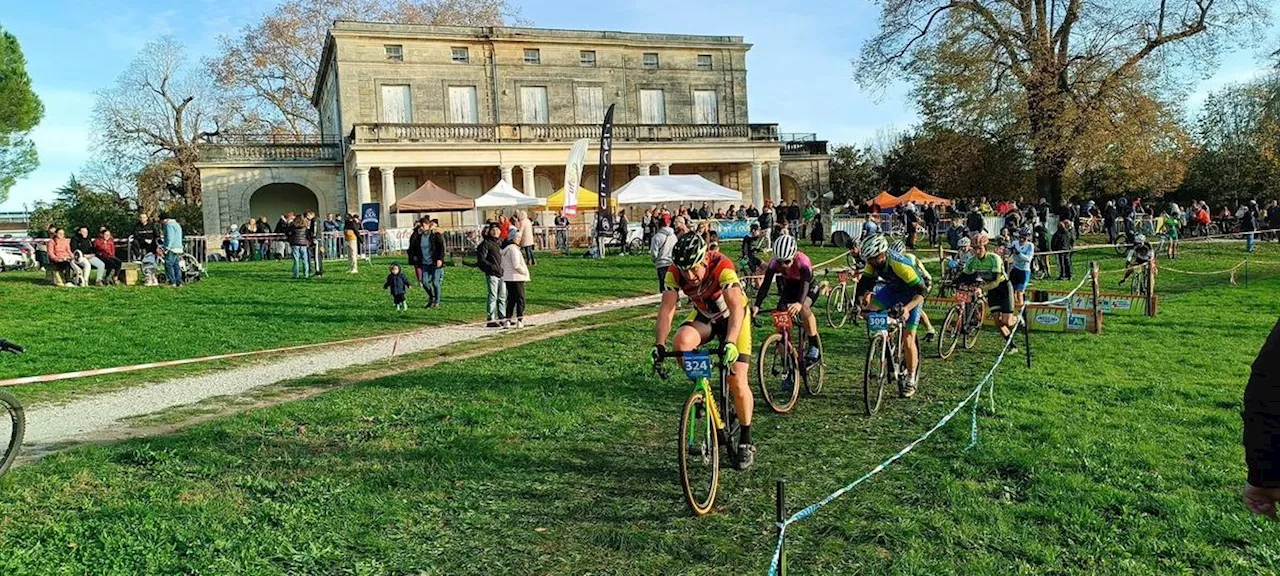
[
  {"left": 501, "top": 165, "right": 514, "bottom": 185},
  {"left": 658, "top": 163, "right": 671, "bottom": 176},
  {"left": 768, "top": 162, "right": 782, "bottom": 204},
  {"left": 379, "top": 167, "right": 395, "bottom": 230},
  {"left": 521, "top": 165, "right": 537, "bottom": 197},
  {"left": 750, "top": 162, "right": 764, "bottom": 208},
  {"left": 355, "top": 167, "right": 372, "bottom": 206},
  {"left": 638, "top": 163, "right": 652, "bottom": 177}
]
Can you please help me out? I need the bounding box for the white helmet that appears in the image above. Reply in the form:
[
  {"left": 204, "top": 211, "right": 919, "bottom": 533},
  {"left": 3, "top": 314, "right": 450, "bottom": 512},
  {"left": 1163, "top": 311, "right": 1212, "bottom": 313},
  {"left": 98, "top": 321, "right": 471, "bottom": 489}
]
[
  {"left": 1135, "top": 234, "right": 1146, "bottom": 244},
  {"left": 773, "top": 234, "right": 797, "bottom": 261},
  {"left": 860, "top": 234, "right": 889, "bottom": 259},
  {"left": 957, "top": 237, "right": 972, "bottom": 250},
  {"left": 890, "top": 239, "right": 906, "bottom": 254}
]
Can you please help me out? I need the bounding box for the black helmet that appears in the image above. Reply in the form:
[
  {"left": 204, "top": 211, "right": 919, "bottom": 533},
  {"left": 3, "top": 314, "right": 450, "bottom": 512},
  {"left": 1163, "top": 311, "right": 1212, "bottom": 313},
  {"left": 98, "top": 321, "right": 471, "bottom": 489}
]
[{"left": 672, "top": 233, "right": 709, "bottom": 270}]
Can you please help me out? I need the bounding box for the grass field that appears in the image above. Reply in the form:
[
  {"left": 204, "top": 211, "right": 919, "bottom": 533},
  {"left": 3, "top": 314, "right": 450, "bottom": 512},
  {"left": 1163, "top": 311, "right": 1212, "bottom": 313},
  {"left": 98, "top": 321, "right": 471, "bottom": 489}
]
[{"left": 0, "top": 240, "right": 1277, "bottom": 573}]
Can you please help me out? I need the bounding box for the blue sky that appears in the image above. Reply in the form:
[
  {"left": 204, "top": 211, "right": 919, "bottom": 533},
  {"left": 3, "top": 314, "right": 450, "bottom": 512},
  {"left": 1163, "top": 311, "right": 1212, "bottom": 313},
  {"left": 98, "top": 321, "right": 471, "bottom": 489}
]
[{"left": 2, "top": 0, "right": 1275, "bottom": 210}]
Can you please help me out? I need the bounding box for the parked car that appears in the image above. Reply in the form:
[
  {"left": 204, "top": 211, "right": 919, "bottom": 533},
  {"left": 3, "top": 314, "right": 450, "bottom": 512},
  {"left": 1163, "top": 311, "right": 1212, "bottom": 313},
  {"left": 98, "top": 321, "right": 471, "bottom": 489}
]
[{"left": 0, "top": 246, "right": 27, "bottom": 271}]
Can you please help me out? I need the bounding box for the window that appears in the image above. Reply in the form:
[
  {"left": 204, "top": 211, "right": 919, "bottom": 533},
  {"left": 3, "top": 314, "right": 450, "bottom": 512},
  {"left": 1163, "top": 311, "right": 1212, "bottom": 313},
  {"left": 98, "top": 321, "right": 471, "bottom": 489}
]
[
  {"left": 693, "top": 90, "right": 718, "bottom": 124},
  {"left": 380, "top": 84, "right": 412, "bottom": 123},
  {"left": 575, "top": 86, "right": 604, "bottom": 124},
  {"left": 639, "top": 89, "right": 665, "bottom": 124},
  {"left": 697, "top": 54, "right": 712, "bottom": 70},
  {"left": 524, "top": 49, "right": 541, "bottom": 65},
  {"left": 520, "top": 86, "right": 549, "bottom": 124},
  {"left": 385, "top": 45, "right": 403, "bottom": 61},
  {"left": 642, "top": 53, "right": 659, "bottom": 69},
  {"left": 448, "top": 86, "right": 478, "bottom": 124},
  {"left": 451, "top": 47, "right": 469, "bottom": 64},
  {"left": 580, "top": 50, "right": 597, "bottom": 67}
]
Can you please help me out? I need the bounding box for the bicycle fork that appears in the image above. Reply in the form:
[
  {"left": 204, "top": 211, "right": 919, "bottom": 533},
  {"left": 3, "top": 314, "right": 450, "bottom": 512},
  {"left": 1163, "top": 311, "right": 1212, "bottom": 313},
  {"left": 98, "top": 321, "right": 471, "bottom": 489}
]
[{"left": 687, "top": 378, "right": 726, "bottom": 441}]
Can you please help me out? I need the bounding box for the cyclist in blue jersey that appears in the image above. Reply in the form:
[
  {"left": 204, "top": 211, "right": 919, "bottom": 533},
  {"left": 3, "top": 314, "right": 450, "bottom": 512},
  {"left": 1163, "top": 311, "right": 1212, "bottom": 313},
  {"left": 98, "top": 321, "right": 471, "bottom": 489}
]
[
  {"left": 1009, "top": 227, "right": 1034, "bottom": 310},
  {"left": 854, "top": 234, "right": 927, "bottom": 397}
]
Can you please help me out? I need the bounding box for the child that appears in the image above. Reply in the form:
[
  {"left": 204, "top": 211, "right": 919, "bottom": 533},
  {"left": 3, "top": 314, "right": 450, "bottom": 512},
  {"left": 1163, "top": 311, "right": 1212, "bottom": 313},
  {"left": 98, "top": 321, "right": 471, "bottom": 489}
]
[
  {"left": 501, "top": 234, "right": 530, "bottom": 328},
  {"left": 383, "top": 263, "right": 413, "bottom": 311}
]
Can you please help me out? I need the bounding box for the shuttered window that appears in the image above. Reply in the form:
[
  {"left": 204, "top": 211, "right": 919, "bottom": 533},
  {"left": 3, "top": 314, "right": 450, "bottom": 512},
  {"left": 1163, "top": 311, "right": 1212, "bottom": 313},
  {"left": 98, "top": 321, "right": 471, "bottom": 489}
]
[
  {"left": 639, "top": 89, "right": 665, "bottom": 124},
  {"left": 448, "top": 86, "right": 478, "bottom": 124},
  {"left": 576, "top": 86, "right": 604, "bottom": 125},
  {"left": 693, "top": 90, "right": 718, "bottom": 125},
  {"left": 380, "top": 85, "right": 412, "bottom": 123},
  {"left": 520, "top": 86, "right": 549, "bottom": 124}
]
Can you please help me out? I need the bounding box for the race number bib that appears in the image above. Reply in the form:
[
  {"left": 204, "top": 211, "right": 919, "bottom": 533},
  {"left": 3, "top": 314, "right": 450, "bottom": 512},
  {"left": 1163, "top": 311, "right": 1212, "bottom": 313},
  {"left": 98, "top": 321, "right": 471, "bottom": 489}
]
[
  {"left": 772, "top": 310, "right": 794, "bottom": 330},
  {"left": 838, "top": 271, "right": 852, "bottom": 284},
  {"left": 681, "top": 351, "right": 713, "bottom": 380},
  {"left": 868, "top": 311, "right": 890, "bottom": 334},
  {"left": 955, "top": 291, "right": 971, "bottom": 304}
]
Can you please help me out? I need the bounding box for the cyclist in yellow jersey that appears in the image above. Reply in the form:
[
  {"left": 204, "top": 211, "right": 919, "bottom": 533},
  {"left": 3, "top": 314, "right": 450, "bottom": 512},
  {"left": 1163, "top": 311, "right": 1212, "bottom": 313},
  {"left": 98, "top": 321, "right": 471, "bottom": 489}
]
[
  {"left": 890, "top": 239, "right": 937, "bottom": 341},
  {"left": 654, "top": 233, "right": 756, "bottom": 469},
  {"left": 854, "top": 234, "right": 927, "bottom": 397}
]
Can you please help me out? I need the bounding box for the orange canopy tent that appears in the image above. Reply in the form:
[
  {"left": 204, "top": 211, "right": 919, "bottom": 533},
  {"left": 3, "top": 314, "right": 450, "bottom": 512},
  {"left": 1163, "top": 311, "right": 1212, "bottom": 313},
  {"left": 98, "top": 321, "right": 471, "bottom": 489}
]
[
  {"left": 867, "top": 191, "right": 901, "bottom": 209},
  {"left": 391, "top": 180, "right": 476, "bottom": 213},
  {"left": 895, "top": 187, "right": 951, "bottom": 206}
]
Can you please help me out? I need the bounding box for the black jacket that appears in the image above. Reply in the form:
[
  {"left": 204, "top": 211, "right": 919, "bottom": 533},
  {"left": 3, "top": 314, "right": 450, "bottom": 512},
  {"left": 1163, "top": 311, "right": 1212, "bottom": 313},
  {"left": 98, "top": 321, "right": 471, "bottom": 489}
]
[
  {"left": 133, "top": 221, "right": 160, "bottom": 254},
  {"left": 965, "top": 210, "right": 985, "bottom": 233},
  {"left": 427, "top": 231, "right": 445, "bottom": 265},
  {"left": 1242, "top": 209, "right": 1257, "bottom": 232},
  {"left": 1051, "top": 227, "right": 1075, "bottom": 251},
  {"left": 407, "top": 229, "right": 424, "bottom": 265},
  {"left": 308, "top": 217, "right": 321, "bottom": 245},
  {"left": 383, "top": 272, "right": 412, "bottom": 296},
  {"left": 288, "top": 221, "right": 310, "bottom": 246},
  {"left": 476, "top": 237, "right": 503, "bottom": 277},
  {"left": 275, "top": 218, "right": 289, "bottom": 235},
  {"left": 71, "top": 236, "right": 94, "bottom": 256},
  {"left": 1245, "top": 317, "right": 1280, "bottom": 488}
]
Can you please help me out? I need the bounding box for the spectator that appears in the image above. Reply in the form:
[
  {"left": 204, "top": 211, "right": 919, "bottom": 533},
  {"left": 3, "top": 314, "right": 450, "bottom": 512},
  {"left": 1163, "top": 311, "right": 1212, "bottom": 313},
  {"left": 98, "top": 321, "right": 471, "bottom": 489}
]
[
  {"left": 697, "top": 202, "right": 710, "bottom": 220},
  {"left": 92, "top": 228, "right": 123, "bottom": 284},
  {"left": 810, "top": 211, "right": 825, "bottom": 246},
  {"left": 923, "top": 203, "right": 939, "bottom": 246},
  {"left": 965, "top": 205, "right": 986, "bottom": 235},
  {"left": 323, "top": 213, "right": 340, "bottom": 262},
  {"left": 34, "top": 224, "right": 53, "bottom": 269},
  {"left": 382, "top": 263, "right": 413, "bottom": 311},
  {"left": 650, "top": 217, "right": 677, "bottom": 291},
  {"left": 593, "top": 211, "right": 612, "bottom": 258},
  {"left": 408, "top": 220, "right": 425, "bottom": 286},
  {"left": 161, "top": 213, "right": 185, "bottom": 287},
  {"left": 641, "top": 209, "right": 654, "bottom": 243},
  {"left": 757, "top": 204, "right": 775, "bottom": 245},
  {"left": 257, "top": 217, "right": 273, "bottom": 260},
  {"left": 240, "top": 218, "right": 258, "bottom": 261},
  {"left": 477, "top": 224, "right": 506, "bottom": 327},
  {"left": 273, "top": 213, "right": 291, "bottom": 260},
  {"left": 615, "top": 209, "right": 629, "bottom": 254},
  {"left": 133, "top": 213, "right": 160, "bottom": 260},
  {"left": 224, "top": 226, "right": 242, "bottom": 261},
  {"left": 904, "top": 204, "right": 920, "bottom": 249},
  {"left": 1268, "top": 200, "right": 1280, "bottom": 240},
  {"left": 500, "top": 229, "right": 531, "bottom": 328},
  {"left": 497, "top": 210, "right": 512, "bottom": 241},
  {"left": 304, "top": 211, "right": 323, "bottom": 276},
  {"left": 1243, "top": 201, "right": 1258, "bottom": 253},
  {"left": 1103, "top": 201, "right": 1119, "bottom": 243},
  {"left": 423, "top": 219, "right": 445, "bottom": 308},
  {"left": 288, "top": 213, "right": 311, "bottom": 279},
  {"left": 343, "top": 213, "right": 361, "bottom": 273},
  {"left": 517, "top": 210, "right": 536, "bottom": 264},
  {"left": 47, "top": 228, "right": 78, "bottom": 286},
  {"left": 554, "top": 210, "right": 570, "bottom": 253},
  {"left": 787, "top": 201, "right": 801, "bottom": 226},
  {"left": 1243, "top": 317, "right": 1280, "bottom": 519},
  {"left": 1052, "top": 220, "right": 1076, "bottom": 280},
  {"left": 72, "top": 226, "right": 107, "bottom": 286}
]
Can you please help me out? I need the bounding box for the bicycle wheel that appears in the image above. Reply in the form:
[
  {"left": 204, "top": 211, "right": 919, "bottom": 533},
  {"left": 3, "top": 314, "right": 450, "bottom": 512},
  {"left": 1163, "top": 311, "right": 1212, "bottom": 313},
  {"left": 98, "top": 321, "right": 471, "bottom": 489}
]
[
  {"left": 862, "top": 333, "right": 889, "bottom": 416},
  {"left": 0, "top": 389, "right": 25, "bottom": 477},
  {"left": 963, "top": 306, "right": 982, "bottom": 350},
  {"left": 803, "top": 332, "right": 825, "bottom": 396},
  {"left": 757, "top": 334, "right": 800, "bottom": 414},
  {"left": 825, "top": 283, "right": 849, "bottom": 329},
  {"left": 938, "top": 306, "right": 963, "bottom": 360},
  {"left": 677, "top": 389, "right": 719, "bottom": 516}
]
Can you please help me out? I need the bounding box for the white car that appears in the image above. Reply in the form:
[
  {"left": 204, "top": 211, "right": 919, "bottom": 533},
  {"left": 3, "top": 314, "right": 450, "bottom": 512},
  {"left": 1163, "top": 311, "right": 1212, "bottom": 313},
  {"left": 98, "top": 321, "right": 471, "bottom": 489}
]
[{"left": 0, "top": 246, "right": 28, "bottom": 271}]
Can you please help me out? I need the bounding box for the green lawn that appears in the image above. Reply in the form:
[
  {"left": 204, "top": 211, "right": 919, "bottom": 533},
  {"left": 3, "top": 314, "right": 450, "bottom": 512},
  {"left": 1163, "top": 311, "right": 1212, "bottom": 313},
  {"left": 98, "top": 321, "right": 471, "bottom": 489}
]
[{"left": 0, "top": 240, "right": 1277, "bottom": 574}]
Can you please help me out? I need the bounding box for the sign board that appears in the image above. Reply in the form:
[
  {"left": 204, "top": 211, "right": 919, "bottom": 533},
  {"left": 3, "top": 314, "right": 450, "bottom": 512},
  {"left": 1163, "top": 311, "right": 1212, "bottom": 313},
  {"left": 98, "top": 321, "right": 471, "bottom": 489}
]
[
  {"left": 361, "top": 202, "right": 381, "bottom": 252},
  {"left": 922, "top": 297, "right": 1098, "bottom": 333},
  {"left": 713, "top": 219, "right": 751, "bottom": 240}
]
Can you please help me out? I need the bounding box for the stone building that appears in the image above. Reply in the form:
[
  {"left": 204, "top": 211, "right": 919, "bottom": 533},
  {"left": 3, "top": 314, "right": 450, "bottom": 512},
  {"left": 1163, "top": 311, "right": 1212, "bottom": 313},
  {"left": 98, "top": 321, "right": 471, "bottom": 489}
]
[{"left": 196, "top": 21, "right": 828, "bottom": 232}]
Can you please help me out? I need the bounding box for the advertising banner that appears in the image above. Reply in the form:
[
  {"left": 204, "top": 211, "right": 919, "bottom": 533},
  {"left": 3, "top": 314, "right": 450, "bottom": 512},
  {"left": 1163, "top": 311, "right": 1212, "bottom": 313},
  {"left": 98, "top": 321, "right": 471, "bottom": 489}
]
[
  {"left": 563, "top": 138, "right": 589, "bottom": 217},
  {"left": 361, "top": 202, "right": 381, "bottom": 252},
  {"left": 596, "top": 104, "right": 615, "bottom": 217},
  {"left": 714, "top": 219, "right": 751, "bottom": 240}
]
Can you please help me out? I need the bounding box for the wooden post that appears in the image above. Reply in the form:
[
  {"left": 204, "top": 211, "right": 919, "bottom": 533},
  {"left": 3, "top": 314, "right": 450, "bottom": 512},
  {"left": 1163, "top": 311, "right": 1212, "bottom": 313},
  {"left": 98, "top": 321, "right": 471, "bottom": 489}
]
[
  {"left": 1146, "top": 259, "right": 1157, "bottom": 317},
  {"left": 938, "top": 243, "right": 945, "bottom": 269},
  {"left": 1090, "top": 261, "right": 1103, "bottom": 334},
  {"left": 776, "top": 479, "right": 787, "bottom": 576}
]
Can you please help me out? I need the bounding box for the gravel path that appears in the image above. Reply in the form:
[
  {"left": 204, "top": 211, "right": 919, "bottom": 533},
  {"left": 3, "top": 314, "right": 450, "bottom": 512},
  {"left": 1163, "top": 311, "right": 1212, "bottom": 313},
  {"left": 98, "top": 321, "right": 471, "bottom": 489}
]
[{"left": 23, "top": 294, "right": 659, "bottom": 450}]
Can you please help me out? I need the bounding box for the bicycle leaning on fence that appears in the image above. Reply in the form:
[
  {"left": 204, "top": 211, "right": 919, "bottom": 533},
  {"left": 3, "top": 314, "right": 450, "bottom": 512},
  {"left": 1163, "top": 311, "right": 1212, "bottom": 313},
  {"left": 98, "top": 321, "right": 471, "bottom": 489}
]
[
  {"left": 0, "top": 339, "right": 26, "bottom": 477},
  {"left": 654, "top": 345, "right": 741, "bottom": 516}
]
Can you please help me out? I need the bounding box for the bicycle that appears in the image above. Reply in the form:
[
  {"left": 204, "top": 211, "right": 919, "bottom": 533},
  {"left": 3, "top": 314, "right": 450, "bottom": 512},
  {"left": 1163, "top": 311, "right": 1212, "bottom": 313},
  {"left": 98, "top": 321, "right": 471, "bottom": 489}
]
[
  {"left": 937, "top": 286, "right": 984, "bottom": 360},
  {"left": 655, "top": 346, "right": 740, "bottom": 516},
  {"left": 1130, "top": 261, "right": 1152, "bottom": 297},
  {"left": 860, "top": 305, "right": 913, "bottom": 416},
  {"left": 824, "top": 270, "right": 859, "bottom": 328},
  {"left": 0, "top": 339, "right": 25, "bottom": 477},
  {"left": 757, "top": 310, "right": 825, "bottom": 414},
  {"left": 1031, "top": 254, "right": 1050, "bottom": 281}
]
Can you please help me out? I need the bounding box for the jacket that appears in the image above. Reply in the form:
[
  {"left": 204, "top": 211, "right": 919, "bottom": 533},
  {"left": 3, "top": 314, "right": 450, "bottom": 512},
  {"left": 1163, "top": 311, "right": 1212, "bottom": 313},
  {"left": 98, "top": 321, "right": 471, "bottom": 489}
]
[
  {"left": 308, "top": 217, "right": 321, "bottom": 245},
  {"left": 1051, "top": 228, "right": 1074, "bottom": 251},
  {"left": 518, "top": 218, "right": 535, "bottom": 248},
  {"left": 274, "top": 218, "right": 289, "bottom": 234},
  {"left": 71, "top": 236, "right": 95, "bottom": 256},
  {"left": 383, "top": 272, "right": 412, "bottom": 296},
  {"left": 476, "top": 237, "right": 503, "bottom": 277},
  {"left": 1244, "top": 317, "right": 1280, "bottom": 488},
  {"left": 501, "top": 242, "right": 530, "bottom": 282},
  {"left": 133, "top": 221, "right": 160, "bottom": 254},
  {"left": 425, "top": 231, "right": 445, "bottom": 265},
  {"left": 407, "top": 229, "right": 424, "bottom": 265},
  {"left": 965, "top": 211, "right": 985, "bottom": 233},
  {"left": 163, "top": 220, "right": 184, "bottom": 252},
  {"left": 650, "top": 226, "right": 676, "bottom": 268},
  {"left": 288, "top": 220, "right": 310, "bottom": 246},
  {"left": 48, "top": 238, "right": 72, "bottom": 262},
  {"left": 92, "top": 238, "right": 116, "bottom": 258}
]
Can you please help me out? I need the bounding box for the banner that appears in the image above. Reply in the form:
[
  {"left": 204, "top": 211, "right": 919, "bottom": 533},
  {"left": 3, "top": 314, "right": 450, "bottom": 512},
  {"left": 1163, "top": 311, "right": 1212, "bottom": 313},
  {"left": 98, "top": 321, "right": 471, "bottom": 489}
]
[
  {"left": 563, "top": 138, "right": 590, "bottom": 217},
  {"left": 714, "top": 219, "right": 751, "bottom": 240},
  {"left": 597, "top": 103, "right": 615, "bottom": 218},
  {"left": 361, "top": 202, "right": 381, "bottom": 252}
]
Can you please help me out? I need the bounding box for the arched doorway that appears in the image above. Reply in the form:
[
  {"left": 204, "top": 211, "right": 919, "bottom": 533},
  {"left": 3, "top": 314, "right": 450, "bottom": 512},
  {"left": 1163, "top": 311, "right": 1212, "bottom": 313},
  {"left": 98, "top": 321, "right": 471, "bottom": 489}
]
[
  {"left": 781, "top": 175, "right": 802, "bottom": 205},
  {"left": 248, "top": 183, "right": 320, "bottom": 220}
]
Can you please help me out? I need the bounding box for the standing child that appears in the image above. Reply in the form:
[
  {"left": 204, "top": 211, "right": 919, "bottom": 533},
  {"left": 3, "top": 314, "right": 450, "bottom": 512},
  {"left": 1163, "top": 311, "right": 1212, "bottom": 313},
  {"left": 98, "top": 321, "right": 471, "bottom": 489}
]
[
  {"left": 383, "top": 263, "right": 413, "bottom": 311},
  {"left": 501, "top": 234, "right": 530, "bottom": 328}
]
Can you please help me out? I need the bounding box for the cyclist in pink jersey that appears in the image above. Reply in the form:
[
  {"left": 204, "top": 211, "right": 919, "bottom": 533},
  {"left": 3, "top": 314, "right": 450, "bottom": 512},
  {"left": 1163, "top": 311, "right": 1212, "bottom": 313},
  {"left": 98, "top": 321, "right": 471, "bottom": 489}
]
[{"left": 751, "top": 234, "right": 822, "bottom": 361}]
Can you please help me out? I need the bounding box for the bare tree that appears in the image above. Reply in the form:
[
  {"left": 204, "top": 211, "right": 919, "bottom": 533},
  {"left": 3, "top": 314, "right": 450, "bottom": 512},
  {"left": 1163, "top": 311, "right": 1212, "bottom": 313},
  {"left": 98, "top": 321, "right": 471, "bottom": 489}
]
[
  {"left": 858, "top": 0, "right": 1271, "bottom": 204},
  {"left": 207, "top": 0, "right": 520, "bottom": 136},
  {"left": 91, "top": 36, "right": 222, "bottom": 204}
]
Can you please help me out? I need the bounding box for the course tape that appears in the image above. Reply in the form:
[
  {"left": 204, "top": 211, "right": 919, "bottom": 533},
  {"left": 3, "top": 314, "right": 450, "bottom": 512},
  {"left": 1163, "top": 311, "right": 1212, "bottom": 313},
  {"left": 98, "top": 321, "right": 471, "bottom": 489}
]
[{"left": 765, "top": 274, "right": 1089, "bottom": 576}]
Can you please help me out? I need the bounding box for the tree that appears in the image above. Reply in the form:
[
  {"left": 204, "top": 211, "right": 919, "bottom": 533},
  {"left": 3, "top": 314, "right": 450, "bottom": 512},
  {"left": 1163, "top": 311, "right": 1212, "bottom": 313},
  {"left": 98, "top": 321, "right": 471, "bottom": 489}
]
[
  {"left": 27, "top": 176, "right": 136, "bottom": 237},
  {"left": 858, "top": 0, "right": 1270, "bottom": 205},
  {"left": 91, "top": 37, "right": 222, "bottom": 205},
  {"left": 207, "top": 0, "right": 520, "bottom": 136},
  {"left": 1177, "top": 76, "right": 1280, "bottom": 204},
  {"left": 829, "top": 145, "right": 881, "bottom": 205},
  {"left": 0, "top": 26, "right": 44, "bottom": 204}
]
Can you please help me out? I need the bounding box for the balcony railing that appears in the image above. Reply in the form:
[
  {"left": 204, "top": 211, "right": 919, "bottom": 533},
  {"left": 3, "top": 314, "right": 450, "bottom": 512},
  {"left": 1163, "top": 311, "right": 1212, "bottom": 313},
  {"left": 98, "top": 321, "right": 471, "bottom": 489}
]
[
  {"left": 350, "top": 123, "right": 780, "bottom": 144},
  {"left": 197, "top": 142, "right": 341, "bottom": 163},
  {"left": 781, "top": 140, "right": 829, "bottom": 156}
]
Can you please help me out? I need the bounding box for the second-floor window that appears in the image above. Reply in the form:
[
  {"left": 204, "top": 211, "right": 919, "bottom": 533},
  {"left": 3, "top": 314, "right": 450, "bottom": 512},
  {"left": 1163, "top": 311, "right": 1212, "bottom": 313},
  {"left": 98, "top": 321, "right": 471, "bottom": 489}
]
[
  {"left": 639, "top": 89, "right": 665, "bottom": 124},
  {"left": 642, "top": 53, "right": 659, "bottom": 69},
  {"left": 576, "top": 86, "right": 604, "bottom": 124},
  {"left": 385, "top": 45, "right": 403, "bottom": 61},
  {"left": 524, "top": 49, "right": 541, "bottom": 65},
  {"left": 520, "top": 86, "right": 549, "bottom": 124},
  {"left": 448, "top": 86, "right": 478, "bottom": 124},
  {"left": 697, "top": 54, "right": 712, "bottom": 70},
  {"left": 580, "top": 50, "right": 596, "bottom": 67},
  {"left": 451, "top": 47, "right": 469, "bottom": 63},
  {"left": 693, "top": 90, "right": 718, "bottom": 124},
  {"left": 380, "top": 84, "right": 412, "bottom": 123}
]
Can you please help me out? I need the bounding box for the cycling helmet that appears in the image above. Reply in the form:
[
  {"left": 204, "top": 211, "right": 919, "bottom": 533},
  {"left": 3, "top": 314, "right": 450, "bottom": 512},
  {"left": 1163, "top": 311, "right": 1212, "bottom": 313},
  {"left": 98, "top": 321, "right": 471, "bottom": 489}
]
[
  {"left": 973, "top": 233, "right": 991, "bottom": 247},
  {"left": 1134, "top": 234, "right": 1146, "bottom": 245},
  {"left": 773, "top": 234, "right": 797, "bottom": 262},
  {"left": 890, "top": 239, "right": 906, "bottom": 254},
  {"left": 1018, "top": 226, "right": 1032, "bottom": 239},
  {"left": 860, "top": 234, "right": 889, "bottom": 259},
  {"left": 957, "top": 237, "right": 972, "bottom": 250},
  {"left": 672, "top": 233, "right": 709, "bottom": 270}
]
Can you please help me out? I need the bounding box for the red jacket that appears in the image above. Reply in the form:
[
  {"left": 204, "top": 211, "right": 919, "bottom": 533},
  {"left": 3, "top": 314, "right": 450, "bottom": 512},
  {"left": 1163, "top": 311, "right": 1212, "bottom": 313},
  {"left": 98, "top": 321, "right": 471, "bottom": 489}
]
[{"left": 92, "top": 238, "right": 116, "bottom": 258}]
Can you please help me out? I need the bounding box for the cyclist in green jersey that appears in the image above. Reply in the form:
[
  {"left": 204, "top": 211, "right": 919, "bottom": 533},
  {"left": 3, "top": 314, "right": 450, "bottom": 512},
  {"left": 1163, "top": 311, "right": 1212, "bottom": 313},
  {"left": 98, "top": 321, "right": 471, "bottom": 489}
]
[
  {"left": 1158, "top": 211, "right": 1179, "bottom": 259},
  {"left": 959, "top": 233, "right": 1020, "bottom": 351}
]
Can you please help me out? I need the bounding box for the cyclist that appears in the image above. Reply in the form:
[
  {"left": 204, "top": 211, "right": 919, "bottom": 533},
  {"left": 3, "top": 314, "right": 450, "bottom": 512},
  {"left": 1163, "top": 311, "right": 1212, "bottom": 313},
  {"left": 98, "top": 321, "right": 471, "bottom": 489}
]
[
  {"left": 654, "top": 233, "right": 756, "bottom": 470},
  {"left": 1118, "top": 233, "right": 1154, "bottom": 287},
  {"left": 1009, "top": 227, "right": 1034, "bottom": 310},
  {"left": 740, "top": 223, "right": 771, "bottom": 290},
  {"left": 960, "top": 233, "right": 1019, "bottom": 351},
  {"left": 854, "top": 234, "right": 928, "bottom": 397},
  {"left": 889, "top": 239, "right": 937, "bottom": 342},
  {"left": 751, "top": 234, "right": 822, "bottom": 366},
  {"left": 943, "top": 236, "right": 972, "bottom": 288},
  {"left": 1158, "top": 211, "right": 1179, "bottom": 259}
]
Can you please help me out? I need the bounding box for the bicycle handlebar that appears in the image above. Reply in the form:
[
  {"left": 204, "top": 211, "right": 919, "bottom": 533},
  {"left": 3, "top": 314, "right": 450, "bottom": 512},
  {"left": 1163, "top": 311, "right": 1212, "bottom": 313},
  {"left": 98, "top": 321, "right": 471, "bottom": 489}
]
[{"left": 0, "top": 339, "right": 24, "bottom": 354}]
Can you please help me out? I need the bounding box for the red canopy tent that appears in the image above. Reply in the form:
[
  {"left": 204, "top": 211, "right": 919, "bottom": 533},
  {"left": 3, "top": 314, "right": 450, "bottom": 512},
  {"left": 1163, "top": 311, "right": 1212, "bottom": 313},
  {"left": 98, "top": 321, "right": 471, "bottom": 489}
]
[
  {"left": 391, "top": 180, "right": 476, "bottom": 213},
  {"left": 867, "top": 191, "right": 901, "bottom": 209},
  {"left": 895, "top": 187, "right": 951, "bottom": 206}
]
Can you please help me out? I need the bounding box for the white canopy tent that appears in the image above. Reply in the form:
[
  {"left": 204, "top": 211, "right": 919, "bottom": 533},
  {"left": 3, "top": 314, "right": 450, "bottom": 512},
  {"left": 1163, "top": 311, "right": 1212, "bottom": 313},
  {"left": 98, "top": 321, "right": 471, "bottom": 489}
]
[
  {"left": 615, "top": 175, "right": 743, "bottom": 205},
  {"left": 474, "top": 179, "right": 545, "bottom": 208}
]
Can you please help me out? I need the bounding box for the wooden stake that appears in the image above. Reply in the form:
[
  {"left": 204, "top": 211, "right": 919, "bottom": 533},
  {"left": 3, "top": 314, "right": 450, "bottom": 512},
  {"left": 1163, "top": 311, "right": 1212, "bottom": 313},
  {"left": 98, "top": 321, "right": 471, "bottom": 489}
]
[{"left": 1090, "top": 261, "right": 1103, "bottom": 334}]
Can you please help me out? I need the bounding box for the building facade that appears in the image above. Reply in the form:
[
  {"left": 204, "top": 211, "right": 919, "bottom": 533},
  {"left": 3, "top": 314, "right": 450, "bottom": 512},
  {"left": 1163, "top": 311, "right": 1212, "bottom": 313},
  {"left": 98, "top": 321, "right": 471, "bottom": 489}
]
[{"left": 197, "top": 21, "right": 828, "bottom": 233}]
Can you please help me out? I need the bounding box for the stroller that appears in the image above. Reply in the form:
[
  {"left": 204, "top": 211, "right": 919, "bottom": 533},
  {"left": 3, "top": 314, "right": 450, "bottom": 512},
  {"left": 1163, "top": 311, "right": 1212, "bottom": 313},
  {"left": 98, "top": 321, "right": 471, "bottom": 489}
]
[{"left": 152, "top": 252, "right": 207, "bottom": 285}]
